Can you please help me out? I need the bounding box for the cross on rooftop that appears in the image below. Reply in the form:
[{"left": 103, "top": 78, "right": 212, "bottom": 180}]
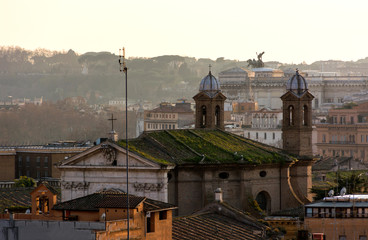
[
  {"left": 209, "top": 64, "right": 212, "bottom": 73},
  {"left": 108, "top": 114, "right": 117, "bottom": 131}
]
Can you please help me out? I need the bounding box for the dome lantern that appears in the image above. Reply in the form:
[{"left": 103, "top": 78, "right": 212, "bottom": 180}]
[{"left": 286, "top": 69, "right": 308, "bottom": 96}]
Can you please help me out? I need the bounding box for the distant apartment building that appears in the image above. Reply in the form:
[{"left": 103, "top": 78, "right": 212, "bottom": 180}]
[
  {"left": 244, "top": 109, "right": 283, "bottom": 148},
  {"left": 304, "top": 194, "right": 368, "bottom": 239},
  {"left": 316, "top": 102, "right": 368, "bottom": 163},
  {"left": 144, "top": 100, "right": 194, "bottom": 131},
  {"left": 0, "top": 141, "right": 91, "bottom": 181}
]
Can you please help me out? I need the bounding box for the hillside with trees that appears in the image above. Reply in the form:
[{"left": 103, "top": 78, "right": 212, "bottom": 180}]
[{"left": 4, "top": 46, "right": 368, "bottom": 105}]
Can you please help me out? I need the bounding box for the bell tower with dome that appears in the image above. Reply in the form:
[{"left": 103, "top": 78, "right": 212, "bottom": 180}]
[
  {"left": 281, "top": 69, "right": 314, "bottom": 157},
  {"left": 193, "top": 67, "right": 227, "bottom": 130}
]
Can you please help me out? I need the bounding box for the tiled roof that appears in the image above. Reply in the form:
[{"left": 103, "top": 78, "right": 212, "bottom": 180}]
[
  {"left": 0, "top": 188, "right": 33, "bottom": 209},
  {"left": 0, "top": 186, "right": 61, "bottom": 211},
  {"left": 173, "top": 213, "right": 264, "bottom": 240},
  {"left": 144, "top": 198, "right": 177, "bottom": 212},
  {"left": 313, "top": 156, "right": 354, "bottom": 171},
  {"left": 96, "top": 195, "right": 145, "bottom": 209},
  {"left": 149, "top": 105, "right": 193, "bottom": 113},
  {"left": 53, "top": 192, "right": 177, "bottom": 212},
  {"left": 53, "top": 193, "right": 104, "bottom": 211},
  {"left": 122, "top": 129, "right": 294, "bottom": 165},
  {"left": 173, "top": 201, "right": 271, "bottom": 240},
  {"left": 37, "top": 181, "right": 59, "bottom": 195}
]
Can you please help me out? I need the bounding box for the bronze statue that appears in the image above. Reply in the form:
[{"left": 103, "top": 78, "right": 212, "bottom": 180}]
[{"left": 247, "top": 51, "right": 265, "bottom": 68}]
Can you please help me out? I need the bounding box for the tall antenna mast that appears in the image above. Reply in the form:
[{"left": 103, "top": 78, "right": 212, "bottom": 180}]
[{"left": 119, "top": 47, "right": 130, "bottom": 239}]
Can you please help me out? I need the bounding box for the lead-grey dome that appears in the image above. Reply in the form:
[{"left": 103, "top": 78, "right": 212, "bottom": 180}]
[
  {"left": 199, "top": 71, "right": 221, "bottom": 95},
  {"left": 286, "top": 69, "right": 308, "bottom": 96}
]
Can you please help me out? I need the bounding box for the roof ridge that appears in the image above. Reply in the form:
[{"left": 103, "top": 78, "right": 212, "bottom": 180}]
[
  {"left": 165, "top": 130, "right": 203, "bottom": 158},
  {"left": 189, "top": 130, "right": 236, "bottom": 163},
  {"left": 145, "top": 132, "right": 176, "bottom": 162},
  {"left": 220, "top": 129, "right": 295, "bottom": 163}
]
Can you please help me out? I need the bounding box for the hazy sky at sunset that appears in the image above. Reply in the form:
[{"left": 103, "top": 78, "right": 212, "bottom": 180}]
[{"left": 1, "top": 0, "right": 367, "bottom": 63}]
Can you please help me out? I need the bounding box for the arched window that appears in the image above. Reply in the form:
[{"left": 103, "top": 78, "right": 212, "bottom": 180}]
[
  {"left": 288, "top": 105, "right": 294, "bottom": 126},
  {"left": 215, "top": 105, "right": 221, "bottom": 127},
  {"left": 255, "top": 191, "right": 271, "bottom": 214},
  {"left": 303, "top": 105, "right": 308, "bottom": 126},
  {"left": 201, "top": 105, "right": 207, "bottom": 127}
]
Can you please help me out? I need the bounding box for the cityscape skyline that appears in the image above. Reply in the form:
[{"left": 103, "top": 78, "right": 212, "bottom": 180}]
[{"left": 1, "top": 0, "right": 368, "bottom": 64}]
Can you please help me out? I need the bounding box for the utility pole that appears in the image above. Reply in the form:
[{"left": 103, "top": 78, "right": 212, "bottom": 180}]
[{"left": 119, "top": 47, "right": 130, "bottom": 239}]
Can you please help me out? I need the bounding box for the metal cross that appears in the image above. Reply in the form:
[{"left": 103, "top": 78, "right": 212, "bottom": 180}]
[
  {"left": 108, "top": 113, "right": 117, "bottom": 131},
  {"left": 209, "top": 64, "right": 212, "bottom": 72}
]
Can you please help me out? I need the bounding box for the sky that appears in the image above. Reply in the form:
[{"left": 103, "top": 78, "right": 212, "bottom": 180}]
[{"left": 1, "top": 0, "right": 368, "bottom": 64}]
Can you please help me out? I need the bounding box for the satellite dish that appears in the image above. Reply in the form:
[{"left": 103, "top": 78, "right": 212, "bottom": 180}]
[
  {"left": 328, "top": 189, "right": 334, "bottom": 197},
  {"left": 340, "top": 187, "right": 347, "bottom": 196}
]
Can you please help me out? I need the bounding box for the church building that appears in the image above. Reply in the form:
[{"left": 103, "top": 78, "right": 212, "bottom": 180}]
[{"left": 58, "top": 69, "right": 315, "bottom": 216}]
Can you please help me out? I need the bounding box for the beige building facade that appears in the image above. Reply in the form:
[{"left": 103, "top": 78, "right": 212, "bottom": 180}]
[
  {"left": 144, "top": 101, "right": 194, "bottom": 131},
  {"left": 219, "top": 67, "right": 368, "bottom": 111},
  {"left": 316, "top": 102, "right": 368, "bottom": 163}
]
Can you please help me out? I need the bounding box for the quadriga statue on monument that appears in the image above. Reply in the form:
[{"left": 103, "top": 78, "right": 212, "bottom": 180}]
[{"left": 247, "top": 51, "right": 265, "bottom": 68}]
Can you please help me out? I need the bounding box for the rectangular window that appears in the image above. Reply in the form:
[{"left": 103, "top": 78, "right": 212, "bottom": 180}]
[
  {"left": 173, "top": 125, "right": 175, "bottom": 130},
  {"left": 44, "top": 170, "right": 48, "bottom": 177},
  {"left": 264, "top": 133, "right": 267, "bottom": 140},
  {"left": 322, "top": 134, "right": 326, "bottom": 143},
  {"left": 37, "top": 171, "right": 40, "bottom": 179},
  {"left": 26, "top": 170, "right": 30, "bottom": 177},
  {"left": 362, "top": 135, "right": 364, "bottom": 143},
  {"left": 256, "top": 132, "right": 258, "bottom": 139},
  {"left": 159, "top": 211, "right": 167, "bottom": 220},
  {"left": 339, "top": 236, "right": 347, "bottom": 240},
  {"left": 273, "top": 133, "right": 275, "bottom": 140},
  {"left": 306, "top": 208, "right": 312, "bottom": 217},
  {"left": 26, "top": 156, "right": 30, "bottom": 166},
  {"left": 351, "top": 116, "right": 354, "bottom": 124},
  {"left": 146, "top": 212, "right": 155, "bottom": 233},
  {"left": 44, "top": 157, "right": 48, "bottom": 168},
  {"left": 359, "top": 236, "right": 367, "bottom": 240},
  {"left": 18, "top": 156, "right": 22, "bottom": 166},
  {"left": 36, "top": 157, "right": 41, "bottom": 167}
]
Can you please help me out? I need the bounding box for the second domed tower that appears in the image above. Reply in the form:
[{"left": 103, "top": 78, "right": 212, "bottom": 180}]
[
  {"left": 281, "top": 69, "right": 314, "bottom": 157},
  {"left": 193, "top": 69, "right": 227, "bottom": 130}
]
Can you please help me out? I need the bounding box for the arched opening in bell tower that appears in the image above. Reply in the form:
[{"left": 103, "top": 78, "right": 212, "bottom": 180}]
[
  {"left": 288, "top": 105, "right": 294, "bottom": 126},
  {"left": 201, "top": 105, "right": 207, "bottom": 127},
  {"left": 215, "top": 105, "right": 220, "bottom": 127},
  {"left": 303, "top": 105, "right": 308, "bottom": 126}
]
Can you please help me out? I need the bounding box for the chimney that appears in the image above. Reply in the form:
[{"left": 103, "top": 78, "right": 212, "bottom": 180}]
[{"left": 214, "top": 188, "right": 223, "bottom": 202}]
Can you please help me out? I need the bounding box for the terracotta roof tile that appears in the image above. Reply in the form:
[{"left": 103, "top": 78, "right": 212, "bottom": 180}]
[
  {"left": 173, "top": 213, "right": 263, "bottom": 240},
  {"left": 53, "top": 192, "right": 177, "bottom": 212}
]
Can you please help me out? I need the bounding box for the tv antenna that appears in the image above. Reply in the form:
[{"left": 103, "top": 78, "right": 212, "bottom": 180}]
[{"left": 118, "top": 47, "right": 130, "bottom": 239}]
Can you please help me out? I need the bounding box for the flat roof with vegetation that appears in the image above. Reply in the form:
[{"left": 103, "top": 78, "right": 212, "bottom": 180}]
[{"left": 118, "top": 129, "right": 295, "bottom": 166}]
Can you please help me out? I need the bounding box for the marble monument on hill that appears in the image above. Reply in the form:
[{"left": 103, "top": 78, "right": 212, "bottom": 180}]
[{"left": 58, "top": 69, "right": 315, "bottom": 216}]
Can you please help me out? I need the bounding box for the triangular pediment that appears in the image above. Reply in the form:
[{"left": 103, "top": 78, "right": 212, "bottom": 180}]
[{"left": 58, "top": 141, "right": 162, "bottom": 169}]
